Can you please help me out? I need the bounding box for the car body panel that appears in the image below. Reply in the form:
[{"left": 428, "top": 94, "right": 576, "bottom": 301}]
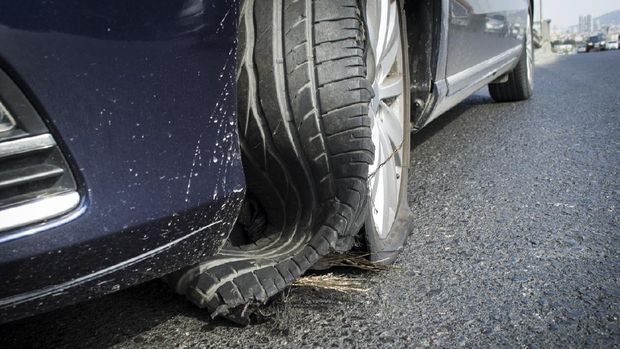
[
  {"left": 446, "top": 0, "right": 528, "bottom": 80},
  {"left": 0, "top": 0, "right": 244, "bottom": 323},
  {"left": 413, "top": 0, "right": 529, "bottom": 128}
]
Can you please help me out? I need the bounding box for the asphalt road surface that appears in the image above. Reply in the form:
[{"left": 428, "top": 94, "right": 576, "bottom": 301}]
[{"left": 1, "top": 50, "right": 619, "bottom": 348}]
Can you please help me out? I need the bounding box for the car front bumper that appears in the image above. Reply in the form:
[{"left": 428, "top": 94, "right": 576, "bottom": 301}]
[{"left": 0, "top": 0, "right": 244, "bottom": 323}]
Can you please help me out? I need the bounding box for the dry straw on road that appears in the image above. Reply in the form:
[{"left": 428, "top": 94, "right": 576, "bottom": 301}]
[
  {"left": 291, "top": 252, "right": 397, "bottom": 294},
  {"left": 293, "top": 273, "right": 370, "bottom": 293}
]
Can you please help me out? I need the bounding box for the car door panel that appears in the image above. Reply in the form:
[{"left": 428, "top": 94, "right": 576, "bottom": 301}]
[
  {"left": 420, "top": 0, "right": 529, "bottom": 127},
  {"left": 446, "top": 0, "right": 529, "bottom": 93}
]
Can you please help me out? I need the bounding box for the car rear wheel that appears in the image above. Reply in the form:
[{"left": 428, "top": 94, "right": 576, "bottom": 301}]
[
  {"left": 488, "top": 13, "right": 534, "bottom": 102},
  {"left": 168, "top": 0, "right": 411, "bottom": 323}
]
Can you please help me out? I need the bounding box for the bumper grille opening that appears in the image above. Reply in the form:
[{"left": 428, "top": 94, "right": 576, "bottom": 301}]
[
  {"left": 0, "top": 69, "right": 80, "bottom": 233},
  {"left": 0, "top": 149, "right": 69, "bottom": 206},
  {"left": 0, "top": 101, "right": 16, "bottom": 133}
]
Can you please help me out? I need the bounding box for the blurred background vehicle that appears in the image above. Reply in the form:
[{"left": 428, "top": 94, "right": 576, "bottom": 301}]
[
  {"left": 605, "top": 33, "right": 619, "bottom": 49},
  {"left": 587, "top": 33, "right": 607, "bottom": 51},
  {"left": 553, "top": 43, "right": 575, "bottom": 54}
]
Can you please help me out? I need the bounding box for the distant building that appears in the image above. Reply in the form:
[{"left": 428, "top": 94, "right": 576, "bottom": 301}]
[{"left": 579, "top": 14, "right": 593, "bottom": 32}]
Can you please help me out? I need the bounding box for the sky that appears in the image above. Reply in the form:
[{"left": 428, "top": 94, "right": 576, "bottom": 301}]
[{"left": 535, "top": 0, "right": 620, "bottom": 28}]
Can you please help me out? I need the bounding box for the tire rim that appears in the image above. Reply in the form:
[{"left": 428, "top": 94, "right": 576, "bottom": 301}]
[
  {"left": 526, "top": 14, "right": 534, "bottom": 88},
  {"left": 365, "top": 0, "right": 405, "bottom": 239}
]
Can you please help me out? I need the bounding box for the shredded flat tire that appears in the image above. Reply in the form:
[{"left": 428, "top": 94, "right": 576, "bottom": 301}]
[{"left": 168, "top": 0, "right": 374, "bottom": 323}]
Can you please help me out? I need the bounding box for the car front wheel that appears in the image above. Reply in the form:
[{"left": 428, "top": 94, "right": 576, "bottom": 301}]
[{"left": 169, "top": 0, "right": 412, "bottom": 323}]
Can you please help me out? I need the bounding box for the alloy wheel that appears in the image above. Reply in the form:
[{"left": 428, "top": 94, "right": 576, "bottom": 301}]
[{"left": 365, "top": 0, "right": 406, "bottom": 239}]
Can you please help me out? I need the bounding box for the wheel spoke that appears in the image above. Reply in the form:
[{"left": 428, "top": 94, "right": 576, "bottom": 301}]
[
  {"left": 369, "top": 129, "right": 387, "bottom": 212},
  {"left": 366, "top": 1, "right": 382, "bottom": 64},
  {"left": 386, "top": 3, "right": 398, "bottom": 52},
  {"left": 379, "top": 3, "right": 398, "bottom": 61},
  {"left": 379, "top": 75, "right": 403, "bottom": 100},
  {"left": 378, "top": 101, "right": 404, "bottom": 149},
  {"left": 378, "top": 129, "right": 398, "bottom": 200},
  {"left": 375, "top": 1, "right": 389, "bottom": 61},
  {"left": 376, "top": 129, "right": 398, "bottom": 234},
  {"left": 378, "top": 35, "right": 399, "bottom": 80}
]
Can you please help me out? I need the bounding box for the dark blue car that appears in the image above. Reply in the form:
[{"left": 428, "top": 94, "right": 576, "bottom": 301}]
[{"left": 0, "top": 0, "right": 533, "bottom": 324}]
